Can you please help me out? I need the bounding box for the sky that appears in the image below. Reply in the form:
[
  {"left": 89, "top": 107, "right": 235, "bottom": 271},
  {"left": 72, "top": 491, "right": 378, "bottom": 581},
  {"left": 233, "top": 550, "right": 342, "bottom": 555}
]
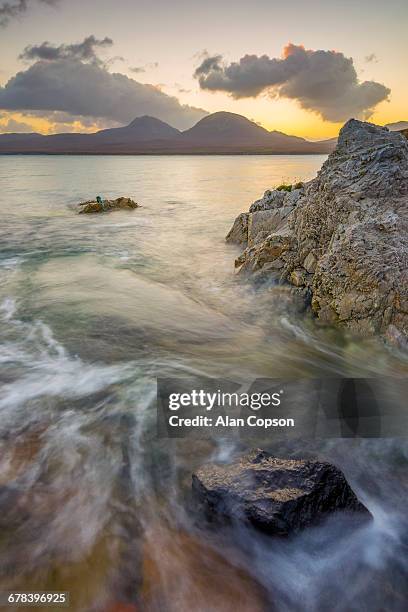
[{"left": 0, "top": 0, "right": 407, "bottom": 139}]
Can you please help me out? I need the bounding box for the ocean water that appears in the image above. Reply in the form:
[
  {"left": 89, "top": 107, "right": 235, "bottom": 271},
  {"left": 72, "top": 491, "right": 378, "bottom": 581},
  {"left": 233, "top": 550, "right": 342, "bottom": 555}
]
[{"left": 0, "top": 155, "right": 407, "bottom": 611}]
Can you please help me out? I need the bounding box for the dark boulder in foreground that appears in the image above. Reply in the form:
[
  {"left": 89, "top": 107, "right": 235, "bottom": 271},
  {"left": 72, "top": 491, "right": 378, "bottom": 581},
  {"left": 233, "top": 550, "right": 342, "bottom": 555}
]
[
  {"left": 192, "top": 449, "right": 370, "bottom": 536},
  {"left": 78, "top": 197, "right": 139, "bottom": 214}
]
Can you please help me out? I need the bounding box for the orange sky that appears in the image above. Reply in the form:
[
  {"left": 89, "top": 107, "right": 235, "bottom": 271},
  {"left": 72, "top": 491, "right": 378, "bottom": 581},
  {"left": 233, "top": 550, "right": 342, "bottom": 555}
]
[{"left": 0, "top": 0, "right": 407, "bottom": 139}]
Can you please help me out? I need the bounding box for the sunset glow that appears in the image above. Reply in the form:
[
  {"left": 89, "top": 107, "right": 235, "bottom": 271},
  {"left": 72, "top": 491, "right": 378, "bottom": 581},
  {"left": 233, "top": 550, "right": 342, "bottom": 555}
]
[{"left": 0, "top": 0, "right": 407, "bottom": 138}]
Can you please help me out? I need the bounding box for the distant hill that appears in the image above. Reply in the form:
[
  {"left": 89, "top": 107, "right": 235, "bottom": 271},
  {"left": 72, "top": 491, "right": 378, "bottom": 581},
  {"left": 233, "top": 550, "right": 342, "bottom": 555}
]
[
  {"left": 181, "top": 111, "right": 305, "bottom": 145},
  {"left": 182, "top": 112, "right": 271, "bottom": 144},
  {"left": 385, "top": 121, "right": 408, "bottom": 131},
  {"left": 180, "top": 111, "right": 317, "bottom": 152},
  {"left": 94, "top": 116, "right": 180, "bottom": 142},
  {"left": 0, "top": 112, "right": 336, "bottom": 155}
]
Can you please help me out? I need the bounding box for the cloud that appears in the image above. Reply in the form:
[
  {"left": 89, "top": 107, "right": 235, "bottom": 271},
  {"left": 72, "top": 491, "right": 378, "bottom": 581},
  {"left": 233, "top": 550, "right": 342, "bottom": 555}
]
[
  {"left": 0, "top": 0, "right": 59, "bottom": 27},
  {"left": 130, "top": 62, "right": 159, "bottom": 74},
  {"left": 174, "top": 83, "right": 191, "bottom": 94},
  {"left": 194, "top": 44, "right": 390, "bottom": 122},
  {"left": 0, "top": 109, "right": 117, "bottom": 134},
  {"left": 0, "top": 115, "right": 34, "bottom": 132},
  {"left": 0, "top": 55, "right": 207, "bottom": 129},
  {"left": 194, "top": 54, "right": 223, "bottom": 77},
  {"left": 19, "top": 36, "right": 114, "bottom": 65},
  {"left": 130, "top": 66, "right": 146, "bottom": 74},
  {"left": 365, "top": 53, "right": 379, "bottom": 63},
  {"left": 28, "top": 109, "right": 120, "bottom": 129}
]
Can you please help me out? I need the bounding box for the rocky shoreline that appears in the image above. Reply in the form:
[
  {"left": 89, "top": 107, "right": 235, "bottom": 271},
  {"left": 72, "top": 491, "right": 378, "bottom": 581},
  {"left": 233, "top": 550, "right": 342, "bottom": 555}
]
[{"left": 227, "top": 120, "right": 408, "bottom": 347}]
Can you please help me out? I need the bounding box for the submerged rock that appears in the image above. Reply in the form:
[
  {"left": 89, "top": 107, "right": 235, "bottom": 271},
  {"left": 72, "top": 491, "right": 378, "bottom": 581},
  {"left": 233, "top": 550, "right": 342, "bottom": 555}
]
[
  {"left": 227, "top": 120, "right": 408, "bottom": 343},
  {"left": 192, "top": 449, "right": 370, "bottom": 536},
  {"left": 140, "top": 525, "right": 268, "bottom": 611},
  {"left": 78, "top": 197, "right": 139, "bottom": 214}
]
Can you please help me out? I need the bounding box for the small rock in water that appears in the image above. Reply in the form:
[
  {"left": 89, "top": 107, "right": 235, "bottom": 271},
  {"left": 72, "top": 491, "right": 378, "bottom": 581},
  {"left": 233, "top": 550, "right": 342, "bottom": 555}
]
[
  {"left": 78, "top": 197, "right": 139, "bottom": 214},
  {"left": 192, "top": 449, "right": 370, "bottom": 536}
]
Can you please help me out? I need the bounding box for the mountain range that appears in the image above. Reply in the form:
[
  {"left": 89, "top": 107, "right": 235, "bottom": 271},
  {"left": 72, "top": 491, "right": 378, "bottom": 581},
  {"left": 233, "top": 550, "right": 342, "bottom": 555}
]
[{"left": 0, "top": 112, "right": 336, "bottom": 155}]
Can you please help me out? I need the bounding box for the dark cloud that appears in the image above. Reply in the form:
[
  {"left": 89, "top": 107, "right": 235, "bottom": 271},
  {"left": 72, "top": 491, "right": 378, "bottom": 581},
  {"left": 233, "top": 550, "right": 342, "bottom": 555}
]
[
  {"left": 130, "top": 66, "right": 146, "bottom": 74},
  {"left": 0, "top": 57, "right": 207, "bottom": 129},
  {"left": 195, "top": 44, "right": 390, "bottom": 122},
  {"left": 0, "top": 0, "right": 59, "bottom": 27},
  {"left": 365, "top": 53, "right": 379, "bottom": 63},
  {"left": 19, "top": 36, "right": 114, "bottom": 64},
  {"left": 194, "top": 54, "right": 223, "bottom": 77},
  {"left": 25, "top": 109, "right": 120, "bottom": 129},
  {"left": 130, "top": 62, "right": 159, "bottom": 74}
]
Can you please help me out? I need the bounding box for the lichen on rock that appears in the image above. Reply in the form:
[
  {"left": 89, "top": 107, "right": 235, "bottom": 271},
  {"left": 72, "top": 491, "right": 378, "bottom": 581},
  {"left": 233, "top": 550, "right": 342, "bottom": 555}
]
[
  {"left": 192, "top": 449, "right": 370, "bottom": 536},
  {"left": 227, "top": 120, "right": 408, "bottom": 345}
]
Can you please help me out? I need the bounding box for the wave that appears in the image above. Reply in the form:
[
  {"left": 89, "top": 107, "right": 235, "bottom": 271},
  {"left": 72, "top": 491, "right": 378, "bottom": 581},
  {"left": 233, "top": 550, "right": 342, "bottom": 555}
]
[{"left": 0, "top": 298, "right": 136, "bottom": 416}]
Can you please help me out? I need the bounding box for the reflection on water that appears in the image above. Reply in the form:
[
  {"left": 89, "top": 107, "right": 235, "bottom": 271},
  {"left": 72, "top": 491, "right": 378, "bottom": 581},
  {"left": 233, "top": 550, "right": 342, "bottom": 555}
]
[{"left": 0, "top": 155, "right": 407, "bottom": 611}]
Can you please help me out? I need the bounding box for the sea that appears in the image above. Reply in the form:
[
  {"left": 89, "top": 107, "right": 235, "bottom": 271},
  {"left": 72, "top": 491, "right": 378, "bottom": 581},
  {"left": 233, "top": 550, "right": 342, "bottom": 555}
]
[{"left": 0, "top": 154, "right": 407, "bottom": 611}]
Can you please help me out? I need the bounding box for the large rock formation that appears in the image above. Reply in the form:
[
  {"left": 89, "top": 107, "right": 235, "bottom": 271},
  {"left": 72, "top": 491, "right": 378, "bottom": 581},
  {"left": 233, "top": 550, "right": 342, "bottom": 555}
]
[
  {"left": 78, "top": 197, "right": 139, "bottom": 214},
  {"left": 192, "top": 449, "right": 370, "bottom": 536},
  {"left": 227, "top": 120, "right": 408, "bottom": 345}
]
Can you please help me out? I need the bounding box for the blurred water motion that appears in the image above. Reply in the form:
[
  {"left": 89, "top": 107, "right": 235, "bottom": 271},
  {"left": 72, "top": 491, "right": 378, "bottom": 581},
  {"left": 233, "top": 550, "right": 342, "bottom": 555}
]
[{"left": 0, "top": 155, "right": 407, "bottom": 611}]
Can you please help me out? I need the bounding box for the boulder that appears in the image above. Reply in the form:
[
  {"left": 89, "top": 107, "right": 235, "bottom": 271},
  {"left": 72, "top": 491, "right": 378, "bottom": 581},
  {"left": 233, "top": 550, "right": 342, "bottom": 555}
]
[
  {"left": 225, "top": 212, "right": 249, "bottom": 244},
  {"left": 227, "top": 120, "right": 408, "bottom": 342},
  {"left": 78, "top": 197, "right": 139, "bottom": 214},
  {"left": 192, "top": 449, "right": 370, "bottom": 536}
]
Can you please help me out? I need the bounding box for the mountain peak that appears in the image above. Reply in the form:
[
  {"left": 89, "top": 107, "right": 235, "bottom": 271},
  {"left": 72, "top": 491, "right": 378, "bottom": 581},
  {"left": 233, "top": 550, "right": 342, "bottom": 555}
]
[
  {"left": 127, "top": 115, "right": 173, "bottom": 129},
  {"left": 190, "top": 111, "right": 267, "bottom": 130},
  {"left": 181, "top": 111, "right": 270, "bottom": 144},
  {"left": 195, "top": 111, "right": 260, "bottom": 122},
  {"left": 94, "top": 115, "right": 180, "bottom": 141}
]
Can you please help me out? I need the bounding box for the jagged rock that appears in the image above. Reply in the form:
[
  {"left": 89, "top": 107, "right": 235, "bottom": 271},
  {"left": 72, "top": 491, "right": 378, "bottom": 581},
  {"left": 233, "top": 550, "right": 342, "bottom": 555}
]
[
  {"left": 248, "top": 207, "right": 293, "bottom": 246},
  {"left": 236, "top": 231, "right": 294, "bottom": 274},
  {"left": 249, "top": 189, "right": 287, "bottom": 212},
  {"left": 227, "top": 120, "right": 408, "bottom": 342},
  {"left": 78, "top": 197, "right": 139, "bottom": 214},
  {"left": 385, "top": 324, "right": 408, "bottom": 349},
  {"left": 192, "top": 449, "right": 370, "bottom": 536},
  {"left": 303, "top": 251, "right": 318, "bottom": 273},
  {"left": 225, "top": 212, "right": 249, "bottom": 244}
]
